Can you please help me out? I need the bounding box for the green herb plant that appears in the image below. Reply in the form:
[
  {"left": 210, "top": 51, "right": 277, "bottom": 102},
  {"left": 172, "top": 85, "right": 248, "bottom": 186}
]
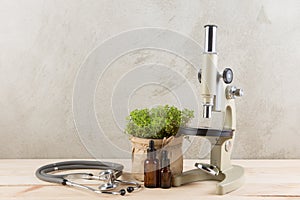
[{"left": 125, "top": 105, "right": 194, "bottom": 139}]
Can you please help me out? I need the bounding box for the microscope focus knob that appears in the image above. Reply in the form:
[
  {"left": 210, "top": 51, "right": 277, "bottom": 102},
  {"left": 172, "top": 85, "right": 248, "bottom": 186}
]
[
  {"left": 235, "top": 88, "right": 244, "bottom": 97},
  {"left": 223, "top": 68, "right": 233, "bottom": 84},
  {"left": 226, "top": 86, "right": 244, "bottom": 99}
]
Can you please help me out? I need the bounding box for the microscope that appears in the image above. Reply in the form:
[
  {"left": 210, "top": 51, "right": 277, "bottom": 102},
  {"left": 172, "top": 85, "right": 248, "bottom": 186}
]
[{"left": 172, "top": 25, "right": 244, "bottom": 195}]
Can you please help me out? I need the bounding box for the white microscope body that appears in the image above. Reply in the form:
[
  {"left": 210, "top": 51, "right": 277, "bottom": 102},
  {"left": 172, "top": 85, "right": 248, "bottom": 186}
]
[{"left": 172, "top": 25, "right": 244, "bottom": 195}]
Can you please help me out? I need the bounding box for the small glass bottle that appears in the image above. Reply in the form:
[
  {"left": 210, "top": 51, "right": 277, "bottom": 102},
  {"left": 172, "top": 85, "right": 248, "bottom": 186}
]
[
  {"left": 160, "top": 150, "right": 172, "bottom": 189},
  {"left": 144, "top": 140, "right": 160, "bottom": 188}
]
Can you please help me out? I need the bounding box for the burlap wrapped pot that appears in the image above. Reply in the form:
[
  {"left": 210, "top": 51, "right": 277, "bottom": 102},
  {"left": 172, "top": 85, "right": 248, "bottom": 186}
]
[{"left": 130, "top": 136, "right": 183, "bottom": 181}]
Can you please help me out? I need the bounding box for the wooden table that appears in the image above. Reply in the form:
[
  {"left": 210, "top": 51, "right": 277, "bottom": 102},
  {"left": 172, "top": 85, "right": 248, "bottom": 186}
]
[{"left": 0, "top": 159, "right": 299, "bottom": 199}]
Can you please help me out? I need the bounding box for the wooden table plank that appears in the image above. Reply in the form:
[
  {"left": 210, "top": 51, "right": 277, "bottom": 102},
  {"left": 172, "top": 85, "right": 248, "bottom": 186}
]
[{"left": 0, "top": 159, "right": 300, "bottom": 199}]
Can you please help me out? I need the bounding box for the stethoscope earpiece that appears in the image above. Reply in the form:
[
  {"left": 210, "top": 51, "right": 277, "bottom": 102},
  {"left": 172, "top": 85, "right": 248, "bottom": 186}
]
[
  {"left": 117, "top": 186, "right": 135, "bottom": 196},
  {"left": 127, "top": 186, "right": 135, "bottom": 193},
  {"left": 119, "top": 189, "right": 126, "bottom": 196},
  {"left": 103, "top": 186, "right": 136, "bottom": 196}
]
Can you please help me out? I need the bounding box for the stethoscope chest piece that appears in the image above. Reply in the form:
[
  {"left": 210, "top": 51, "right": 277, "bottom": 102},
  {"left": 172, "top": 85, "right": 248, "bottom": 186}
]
[{"left": 98, "top": 169, "right": 119, "bottom": 191}]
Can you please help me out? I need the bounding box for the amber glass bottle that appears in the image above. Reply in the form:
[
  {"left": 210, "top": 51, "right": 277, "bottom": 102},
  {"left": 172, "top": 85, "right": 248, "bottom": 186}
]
[
  {"left": 144, "top": 140, "right": 160, "bottom": 188},
  {"left": 160, "top": 150, "right": 172, "bottom": 188}
]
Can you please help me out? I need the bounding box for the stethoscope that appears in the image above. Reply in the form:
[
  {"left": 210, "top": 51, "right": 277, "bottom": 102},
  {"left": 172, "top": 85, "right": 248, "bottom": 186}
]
[{"left": 35, "top": 160, "right": 141, "bottom": 196}]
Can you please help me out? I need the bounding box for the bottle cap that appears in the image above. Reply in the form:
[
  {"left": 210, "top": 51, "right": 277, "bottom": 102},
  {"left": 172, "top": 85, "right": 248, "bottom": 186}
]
[
  {"left": 147, "top": 140, "right": 155, "bottom": 152},
  {"left": 147, "top": 140, "right": 156, "bottom": 158},
  {"left": 161, "top": 150, "right": 170, "bottom": 167}
]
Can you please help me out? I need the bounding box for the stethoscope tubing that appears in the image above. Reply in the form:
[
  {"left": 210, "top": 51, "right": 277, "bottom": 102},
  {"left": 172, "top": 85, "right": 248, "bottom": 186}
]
[{"left": 35, "top": 160, "right": 124, "bottom": 184}]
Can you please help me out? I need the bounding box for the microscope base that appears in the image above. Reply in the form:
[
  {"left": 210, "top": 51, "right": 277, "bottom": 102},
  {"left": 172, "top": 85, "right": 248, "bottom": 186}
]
[
  {"left": 172, "top": 165, "right": 244, "bottom": 195},
  {"left": 216, "top": 165, "right": 245, "bottom": 194}
]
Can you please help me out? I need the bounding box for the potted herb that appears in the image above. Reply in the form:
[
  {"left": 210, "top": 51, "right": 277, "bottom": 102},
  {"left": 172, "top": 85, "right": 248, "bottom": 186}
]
[{"left": 125, "top": 105, "right": 194, "bottom": 181}]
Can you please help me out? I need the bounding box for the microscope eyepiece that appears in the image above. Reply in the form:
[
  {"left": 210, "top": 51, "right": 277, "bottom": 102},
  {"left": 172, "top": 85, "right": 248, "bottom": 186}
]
[{"left": 204, "top": 25, "right": 217, "bottom": 53}]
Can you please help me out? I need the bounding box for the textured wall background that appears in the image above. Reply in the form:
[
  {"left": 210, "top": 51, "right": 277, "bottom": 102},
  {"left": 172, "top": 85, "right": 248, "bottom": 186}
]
[{"left": 0, "top": 0, "right": 299, "bottom": 159}]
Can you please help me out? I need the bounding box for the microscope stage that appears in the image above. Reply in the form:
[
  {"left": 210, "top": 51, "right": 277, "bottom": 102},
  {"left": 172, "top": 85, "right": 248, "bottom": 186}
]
[{"left": 178, "top": 127, "right": 233, "bottom": 137}]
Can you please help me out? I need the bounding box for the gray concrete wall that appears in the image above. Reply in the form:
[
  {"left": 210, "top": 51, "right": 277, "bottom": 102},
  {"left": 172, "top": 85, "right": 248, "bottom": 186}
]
[{"left": 0, "top": 0, "right": 299, "bottom": 159}]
